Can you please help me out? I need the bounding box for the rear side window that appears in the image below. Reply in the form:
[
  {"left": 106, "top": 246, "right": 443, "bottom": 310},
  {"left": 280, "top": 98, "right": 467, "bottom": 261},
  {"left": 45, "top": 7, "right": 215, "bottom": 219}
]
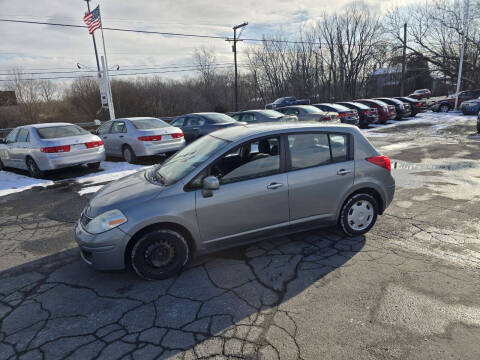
[
  {"left": 288, "top": 133, "right": 349, "bottom": 170},
  {"left": 16, "top": 128, "right": 29, "bottom": 143},
  {"left": 186, "top": 117, "right": 205, "bottom": 126},
  {"left": 36, "top": 125, "right": 89, "bottom": 139}
]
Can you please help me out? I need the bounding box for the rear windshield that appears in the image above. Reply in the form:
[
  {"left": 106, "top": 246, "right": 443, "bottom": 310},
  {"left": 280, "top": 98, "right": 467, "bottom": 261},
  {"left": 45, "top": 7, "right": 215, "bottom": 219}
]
[
  {"left": 259, "top": 110, "right": 284, "bottom": 118},
  {"left": 326, "top": 104, "right": 350, "bottom": 112},
  {"left": 301, "top": 105, "right": 325, "bottom": 114},
  {"left": 36, "top": 125, "right": 89, "bottom": 139},
  {"left": 203, "top": 113, "right": 236, "bottom": 124},
  {"left": 131, "top": 118, "right": 169, "bottom": 130},
  {"left": 348, "top": 102, "right": 369, "bottom": 109}
]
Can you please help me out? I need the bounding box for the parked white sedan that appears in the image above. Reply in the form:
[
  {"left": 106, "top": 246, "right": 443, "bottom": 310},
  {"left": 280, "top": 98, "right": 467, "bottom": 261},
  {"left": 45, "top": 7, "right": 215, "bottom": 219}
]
[
  {"left": 0, "top": 123, "right": 105, "bottom": 178},
  {"left": 95, "top": 117, "right": 185, "bottom": 163}
]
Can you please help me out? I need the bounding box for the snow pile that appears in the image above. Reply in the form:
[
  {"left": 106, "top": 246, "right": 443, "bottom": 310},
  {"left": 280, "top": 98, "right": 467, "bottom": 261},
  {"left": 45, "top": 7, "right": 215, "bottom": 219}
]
[
  {"left": 0, "top": 171, "right": 53, "bottom": 197},
  {"left": 76, "top": 161, "right": 150, "bottom": 185}
]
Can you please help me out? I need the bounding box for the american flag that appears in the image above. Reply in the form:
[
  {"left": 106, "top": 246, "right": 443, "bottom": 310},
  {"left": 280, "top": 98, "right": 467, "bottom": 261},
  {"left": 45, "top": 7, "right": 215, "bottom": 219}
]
[{"left": 83, "top": 6, "right": 101, "bottom": 35}]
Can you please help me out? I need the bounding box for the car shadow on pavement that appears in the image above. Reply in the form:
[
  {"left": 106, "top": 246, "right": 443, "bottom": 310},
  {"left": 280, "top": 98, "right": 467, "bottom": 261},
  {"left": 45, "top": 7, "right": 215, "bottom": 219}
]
[{"left": 0, "top": 228, "right": 365, "bottom": 359}]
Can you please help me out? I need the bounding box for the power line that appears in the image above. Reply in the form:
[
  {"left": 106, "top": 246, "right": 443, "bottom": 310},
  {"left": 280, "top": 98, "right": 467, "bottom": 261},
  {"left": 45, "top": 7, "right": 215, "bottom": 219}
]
[
  {"left": 0, "top": 62, "right": 243, "bottom": 76},
  {"left": 0, "top": 18, "right": 334, "bottom": 46},
  {"left": 0, "top": 64, "right": 250, "bottom": 81}
]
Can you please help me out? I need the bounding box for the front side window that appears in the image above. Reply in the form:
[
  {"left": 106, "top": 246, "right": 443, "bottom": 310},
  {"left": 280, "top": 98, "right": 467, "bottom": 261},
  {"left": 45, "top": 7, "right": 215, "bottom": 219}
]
[
  {"left": 211, "top": 137, "right": 280, "bottom": 184},
  {"left": 36, "top": 125, "right": 89, "bottom": 139},
  {"left": 5, "top": 128, "right": 19, "bottom": 143},
  {"left": 288, "top": 133, "right": 349, "bottom": 170},
  {"left": 171, "top": 117, "right": 185, "bottom": 127},
  {"left": 242, "top": 113, "right": 256, "bottom": 123}
]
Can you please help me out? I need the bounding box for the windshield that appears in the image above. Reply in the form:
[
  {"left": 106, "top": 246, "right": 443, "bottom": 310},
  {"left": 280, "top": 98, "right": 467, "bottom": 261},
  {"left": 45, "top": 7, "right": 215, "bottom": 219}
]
[
  {"left": 301, "top": 105, "right": 324, "bottom": 114},
  {"left": 260, "top": 110, "right": 284, "bottom": 118},
  {"left": 152, "top": 135, "right": 229, "bottom": 185},
  {"left": 273, "top": 97, "right": 292, "bottom": 104},
  {"left": 131, "top": 118, "right": 169, "bottom": 129},
  {"left": 203, "top": 113, "right": 236, "bottom": 124},
  {"left": 36, "top": 125, "right": 89, "bottom": 139}
]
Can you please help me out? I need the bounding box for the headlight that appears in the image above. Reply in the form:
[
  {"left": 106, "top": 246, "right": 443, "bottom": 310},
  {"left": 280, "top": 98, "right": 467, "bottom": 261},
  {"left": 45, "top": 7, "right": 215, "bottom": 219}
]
[{"left": 85, "top": 209, "right": 127, "bottom": 234}]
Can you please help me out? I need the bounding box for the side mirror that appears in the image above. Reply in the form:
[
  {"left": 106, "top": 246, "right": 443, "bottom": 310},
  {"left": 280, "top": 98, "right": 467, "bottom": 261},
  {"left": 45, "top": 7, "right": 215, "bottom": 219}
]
[{"left": 202, "top": 176, "right": 220, "bottom": 198}]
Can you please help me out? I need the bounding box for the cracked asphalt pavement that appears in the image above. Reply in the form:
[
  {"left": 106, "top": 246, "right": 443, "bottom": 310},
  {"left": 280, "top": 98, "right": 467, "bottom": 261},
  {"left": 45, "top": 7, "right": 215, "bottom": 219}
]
[{"left": 1, "top": 113, "right": 479, "bottom": 359}]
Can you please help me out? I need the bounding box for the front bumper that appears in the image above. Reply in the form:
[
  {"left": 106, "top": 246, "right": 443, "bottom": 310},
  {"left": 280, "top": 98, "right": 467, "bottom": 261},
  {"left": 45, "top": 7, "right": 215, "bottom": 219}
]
[
  {"left": 136, "top": 139, "right": 186, "bottom": 157},
  {"left": 38, "top": 148, "right": 106, "bottom": 171},
  {"left": 74, "top": 220, "right": 131, "bottom": 270}
]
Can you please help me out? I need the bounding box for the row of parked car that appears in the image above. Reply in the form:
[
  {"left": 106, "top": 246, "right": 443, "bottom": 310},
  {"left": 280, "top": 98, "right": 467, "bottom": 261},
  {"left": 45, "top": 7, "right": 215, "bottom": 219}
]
[{"left": 0, "top": 96, "right": 427, "bottom": 178}]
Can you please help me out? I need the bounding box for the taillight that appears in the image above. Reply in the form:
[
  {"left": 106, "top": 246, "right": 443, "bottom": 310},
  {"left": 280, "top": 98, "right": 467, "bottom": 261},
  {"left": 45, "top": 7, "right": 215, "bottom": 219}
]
[
  {"left": 362, "top": 109, "right": 371, "bottom": 115},
  {"left": 41, "top": 145, "right": 71, "bottom": 153},
  {"left": 340, "top": 112, "right": 349, "bottom": 117},
  {"left": 171, "top": 133, "right": 184, "bottom": 139},
  {"left": 366, "top": 155, "right": 391, "bottom": 171},
  {"left": 86, "top": 141, "right": 103, "bottom": 148},
  {"left": 138, "top": 135, "right": 162, "bottom": 141},
  {"left": 416, "top": 102, "right": 422, "bottom": 107}
]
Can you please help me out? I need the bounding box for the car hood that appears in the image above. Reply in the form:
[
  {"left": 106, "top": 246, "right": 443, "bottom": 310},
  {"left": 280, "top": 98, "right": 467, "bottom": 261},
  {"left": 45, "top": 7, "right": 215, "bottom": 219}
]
[{"left": 86, "top": 169, "right": 162, "bottom": 218}]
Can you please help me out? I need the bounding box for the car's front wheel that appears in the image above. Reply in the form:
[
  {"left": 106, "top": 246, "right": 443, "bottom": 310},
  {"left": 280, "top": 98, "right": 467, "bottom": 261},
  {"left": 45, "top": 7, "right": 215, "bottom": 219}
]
[
  {"left": 339, "top": 193, "right": 378, "bottom": 237},
  {"left": 26, "top": 157, "right": 44, "bottom": 179},
  {"left": 0, "top": 158, "right": 4, "bottom": 171},
  {"left": 131, "top": 229, "right": 190, "bottom": 280}
]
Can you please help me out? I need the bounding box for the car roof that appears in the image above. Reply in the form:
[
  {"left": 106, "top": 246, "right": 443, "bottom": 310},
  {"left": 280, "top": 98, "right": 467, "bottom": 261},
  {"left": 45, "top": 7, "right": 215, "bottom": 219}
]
[
  {"left": 117, "top": 117, "right": 160, "bottom": 121},
  {"left": 212, "top": 123, "right": 357, "bottom": 142}
]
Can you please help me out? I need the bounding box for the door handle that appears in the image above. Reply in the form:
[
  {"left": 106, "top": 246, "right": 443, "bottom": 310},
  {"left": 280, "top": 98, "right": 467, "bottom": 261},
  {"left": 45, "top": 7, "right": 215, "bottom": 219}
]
[
  {"left": 267, "top": 182, "right": 284, "bottom": 190},
  {"left": 337, "top": 169, "right": 352, "bottom": 176},
  {"left": 119, "top": 135, "right": 124, "bottom": 138},
  {"left": 103, "top": 136, "right": 108, "bottom": 139}
]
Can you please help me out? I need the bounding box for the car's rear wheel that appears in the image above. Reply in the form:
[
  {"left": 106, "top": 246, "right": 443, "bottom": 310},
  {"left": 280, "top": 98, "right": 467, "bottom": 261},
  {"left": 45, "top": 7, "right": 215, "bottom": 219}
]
[
  {"left": 131, "top": 229, "right": 190, "bottom": 280},
  {"left": 26, "top": 157, "right": 44, "bottom": 179},
  {"left": 340, "top": 193, "right": 378, "bottom": 237},
  {"left": 87, "top": 162, "right": 101, "bottom": 170},
  {"left": 123, "top": 145, "right": 137, "bottom": 164},
  {"left": 440, "top": 104, "right": 450, "bottom": 113}
]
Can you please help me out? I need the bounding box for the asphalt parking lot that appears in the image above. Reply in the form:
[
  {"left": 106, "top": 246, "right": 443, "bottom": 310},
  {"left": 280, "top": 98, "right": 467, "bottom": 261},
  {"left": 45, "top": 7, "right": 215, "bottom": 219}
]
[{"left": 1, "top": 112, "right": 479, "bottom": 359}]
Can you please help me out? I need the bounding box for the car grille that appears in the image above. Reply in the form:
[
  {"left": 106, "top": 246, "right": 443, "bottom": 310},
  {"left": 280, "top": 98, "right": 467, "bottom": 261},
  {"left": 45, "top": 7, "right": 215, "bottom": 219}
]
[{"left": 80, "top": 211, "right": 92, "bottom": 228}]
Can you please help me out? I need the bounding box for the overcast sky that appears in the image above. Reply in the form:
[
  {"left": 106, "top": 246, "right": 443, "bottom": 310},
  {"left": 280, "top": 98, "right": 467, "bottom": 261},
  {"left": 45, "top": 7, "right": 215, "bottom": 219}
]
[{"left": 0, "top": 0, "right": 420, "bottom": 87}]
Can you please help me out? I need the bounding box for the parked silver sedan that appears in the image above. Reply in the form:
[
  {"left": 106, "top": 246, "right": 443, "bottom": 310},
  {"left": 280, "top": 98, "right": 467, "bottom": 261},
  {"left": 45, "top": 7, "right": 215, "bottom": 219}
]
[
  {"left": 0, "top": 123, "right": 105, "bottom": 178},
  {"left": 75, "top": 123, "right": 395, "bottom": 280},
  {"left": 96, "top": 117, "right": 185, "bottom": 163}
]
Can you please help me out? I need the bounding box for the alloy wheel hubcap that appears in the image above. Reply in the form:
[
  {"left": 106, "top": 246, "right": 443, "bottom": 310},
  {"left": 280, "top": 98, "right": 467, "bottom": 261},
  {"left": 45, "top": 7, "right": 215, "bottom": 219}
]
[
  {"left": 124, "top": 149, "right": 132, "bottom": 162},
  {"left": 347, "top": 200, "right": 374, "bottom": 231},
  {"left": 145, "top": 240, "right": 175, "bottom": 268}
]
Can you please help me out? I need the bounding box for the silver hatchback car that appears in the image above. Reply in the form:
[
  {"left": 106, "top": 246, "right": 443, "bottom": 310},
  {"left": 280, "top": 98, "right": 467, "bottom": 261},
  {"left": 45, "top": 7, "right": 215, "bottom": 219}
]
[
  {"left": 75, "top": 123, "right": 395, "bottom": 280},
  {"left": 96, "top": 117, "right": 185, "bottom": 163},
  {"left": 0, "top": 123, "right": 105, "bottom": 178}
]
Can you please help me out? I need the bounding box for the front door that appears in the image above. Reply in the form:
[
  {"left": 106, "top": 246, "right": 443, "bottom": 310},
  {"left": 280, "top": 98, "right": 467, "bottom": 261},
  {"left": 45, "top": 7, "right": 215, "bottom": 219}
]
[
  {"left": 97, "top": 121, "right": 114, "bottom": 155},
  {"left": 286, "top": 132, "right": 354, "bottom": 221},
  {"left": 109, "top": 121, "right": 127, "bottom": 155},
  {"left": 195, "top": 136, "right": 289, "bottom": 244},
  {"left": 182, "top": 116, "right": 204, "bottom": 142},
  {"left": 3, "top": 128, "right": 20, "bottom": 167}
]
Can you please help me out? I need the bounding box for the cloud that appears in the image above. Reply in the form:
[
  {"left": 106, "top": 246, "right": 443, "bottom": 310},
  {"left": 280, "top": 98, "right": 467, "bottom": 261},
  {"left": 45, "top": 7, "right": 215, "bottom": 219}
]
[{"left": 0, "top": 0, "right": 421, "bottom": 87}]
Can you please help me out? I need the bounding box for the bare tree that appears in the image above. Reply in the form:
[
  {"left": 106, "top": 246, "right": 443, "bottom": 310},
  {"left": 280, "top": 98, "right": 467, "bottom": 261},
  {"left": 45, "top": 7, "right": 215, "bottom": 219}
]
[
  {"left": 38, "top": 80, "right": 57, "bottom": 103},
  {"left": 6, "top": 70, "right": 43, "bottom": 123}
]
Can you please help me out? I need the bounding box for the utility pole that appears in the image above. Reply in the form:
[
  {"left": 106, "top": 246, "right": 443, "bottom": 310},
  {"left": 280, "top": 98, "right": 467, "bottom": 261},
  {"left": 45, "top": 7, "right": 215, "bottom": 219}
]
[
  {"left": 229, "top": 22, "right": 248, "bottom": 111},
  {"left": 84, "top": 0, "right": 101, "bottom": 76},
  {"left": 400, "top": 23, "right": 407, "bottom": 96},
  {"left": 455, "top": 0, "right": 470, "bottom": 110}
]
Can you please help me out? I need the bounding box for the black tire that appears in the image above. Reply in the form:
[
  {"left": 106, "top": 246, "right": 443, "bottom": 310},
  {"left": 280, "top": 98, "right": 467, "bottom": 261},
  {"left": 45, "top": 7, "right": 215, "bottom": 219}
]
[
  {"left": 26, "top": 157, "right": 44, "bottom": 179},
  {"left": 0, "top": 158, "right": 4, "bottom": 171},
  {"left": 131, "top": 229, "right": 190, "bottom": 280},
  {"left": 439, "top": 104, "right": 450, "bottom": 113},
  {"left": 87, "top": 162, "right": 101, "bottom": 170},
  {"left": 122, "top": 145, "right": 137, "bottom": 164},
  {"left": 339, "top": 193, "right": 379, "bottom": 237}
]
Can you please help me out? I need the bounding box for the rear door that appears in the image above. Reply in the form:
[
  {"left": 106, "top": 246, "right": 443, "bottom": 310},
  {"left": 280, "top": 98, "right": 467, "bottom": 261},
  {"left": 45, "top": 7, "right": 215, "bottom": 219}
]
[
  {"left": 97, "top": 121, "right": 114, "bottom": 155},
  {"left": 109, "top": 121, "right": 127, "bottom": 155},
  {"left": 183, "top": 116, "right": 205, "bottom": 141},
  {"left": 287, "top": 132, "right": 354, "bottom": 221},
  {"left": 3, "top": 128, "right": 20, "bottom": 168}
]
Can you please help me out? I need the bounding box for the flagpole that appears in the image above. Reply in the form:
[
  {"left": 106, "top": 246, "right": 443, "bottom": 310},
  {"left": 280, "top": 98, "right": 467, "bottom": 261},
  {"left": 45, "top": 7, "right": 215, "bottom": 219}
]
[
  {"left": 98, "top": 4, "right": 115, "bottom": 120},
  {"left": 84, "top": 0, "right": 101, "bottom": 76}
]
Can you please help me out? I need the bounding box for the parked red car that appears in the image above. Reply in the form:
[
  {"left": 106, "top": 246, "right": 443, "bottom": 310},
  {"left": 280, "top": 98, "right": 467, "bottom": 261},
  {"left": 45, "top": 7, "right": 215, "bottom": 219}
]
[
  {"left": 408, "top": 89, "right": 431, "bottom": 100},
  {"left": 355, "top": 99, "right": 396, "bottom": 124},
  {"left": 432, "top": 89, "right": 480, "bottom": 112}
]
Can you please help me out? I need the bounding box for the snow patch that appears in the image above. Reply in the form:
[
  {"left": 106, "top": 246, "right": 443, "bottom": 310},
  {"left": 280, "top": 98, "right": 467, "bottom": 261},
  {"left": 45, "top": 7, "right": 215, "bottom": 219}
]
[
  {"left": 0, "top": 171, "right": 53, "bottom": 197},
  {"left": 78, "top": 185, "right": 104, "bottom": 196}
]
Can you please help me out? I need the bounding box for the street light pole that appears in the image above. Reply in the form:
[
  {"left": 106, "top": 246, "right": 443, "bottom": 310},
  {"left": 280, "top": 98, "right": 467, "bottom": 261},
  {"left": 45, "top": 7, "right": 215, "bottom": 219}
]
[
  {"left": 455, "top": 0, "right": 470, "bottom": 110},
  {"left": 231, "top": 22, "right": 248, "bottom": 111}
]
